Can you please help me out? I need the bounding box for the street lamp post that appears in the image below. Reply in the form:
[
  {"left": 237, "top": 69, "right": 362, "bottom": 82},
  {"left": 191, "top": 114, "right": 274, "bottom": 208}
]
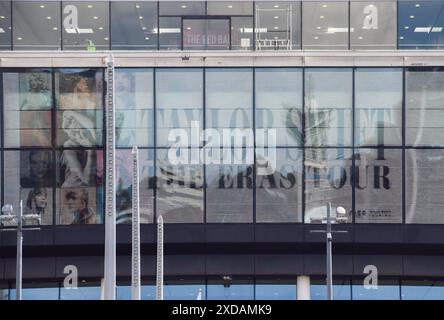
[
  {"left": 311, "top": 203, "right": 348, "bottom": 301},
  {"left": 0, "top": 200, "right": 40, "bottom": 300}
]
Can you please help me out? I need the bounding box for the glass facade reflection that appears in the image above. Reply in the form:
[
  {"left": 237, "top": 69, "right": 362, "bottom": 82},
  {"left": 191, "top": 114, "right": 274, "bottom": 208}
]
[
  {"left": 2, "top": 1, "right": 444, "bottom": 51},
  {"left": 1, "top": 66, "right": 444, "bottom": 225}
]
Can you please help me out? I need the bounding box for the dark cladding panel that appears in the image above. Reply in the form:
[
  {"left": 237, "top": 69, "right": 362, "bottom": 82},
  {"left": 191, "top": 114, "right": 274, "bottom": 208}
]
[
  {"left": 353, "top": 255, "right": 403, "bottom": 276},
  {"left": 404, "top": 256, "right": 444, "bottom": 277},
  {"left": 1, "top": 228, "right": 53, "bottom": 246},
  {"left": 303, "top": 255, "right": 353, "bottom": 275},
  {"left": 165, "top": 255, "right": 205, "bottom": 276},
  {"left": 205, "top": 224, "right": 254, "bottom": 243},
  {"left": 255, "top": 224, "right": 304, "bottom": 243},
  {"left": 53, "top": 224, "right": 104, "bottom": 245},
  {"left": 6, "top": 257, "right": 56, "bottom": 280},
  {"left": 255, "top": 255, "right": 303, "bottom": 275},
  {"left": 354, "top": 225, "right": 404, "bottom": 243},
  {"left": 55, "top": 256, "right": 103, "bottom": 278},
  {"left": 206, "top": 254, "right": 254, "bottom": 275}
]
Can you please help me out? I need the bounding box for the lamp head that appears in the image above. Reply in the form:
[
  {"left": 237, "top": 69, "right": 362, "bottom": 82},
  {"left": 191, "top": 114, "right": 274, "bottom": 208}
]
[
  {"left": 336, "top": 206, "right": 346, "bottom": 216},
  {"left": 1, "top": 204, "right": 13, "bottom": 215}
]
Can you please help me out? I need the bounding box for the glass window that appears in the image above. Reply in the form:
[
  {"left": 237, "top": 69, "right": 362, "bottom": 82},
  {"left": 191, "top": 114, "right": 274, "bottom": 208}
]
[
  {"left": 207, "top": 2, "right": 253, "bottom": 15},
  {"left": 402, "top": 280, "right": 444, "bottom": 300},
  {"left": 0, "top": 286, "right": 8, "bottom": 300},
  {"left": 255, "top": 282, "right": 296, "bottom": 300},
  {"left": 117, "top": 284, "right": 156, "bottom": 300},
  {"left": 3, "top": 70, "right": 52, "bottom": 147},
  {"left": 350, "top": 1, "right": 397, "bottom": 49},
  {"left": 111, "top": 1, "right": 158, "bottom": 50},
  {"left": 255, "top": 68, "right": 303, "bottom": 147},
  {"left": 256, "top": 149, "right": 303, "bottom": 222},
  {"left": 156, "top": 69, "right": 203, "bottom": 147},
  {"left": 406, "top": 149, "right": 444, "bottom": 224},
  {"left": 164, "top": 282, "right": 205, "bottom": 300},
  {"left": 12, "top": 1, "right": 61, "bottom": 50},
  {"left": 0, "top": 1, "right": 12, "bottom": 50},
  {"left": 311, "top": 279, "right": 351, "bottom": 300},
  {"left": 352, "top": 279, "right": 400, "bottom": 300},
  {"left": 116, "top": 68, "right": 154, "bottom": 148},
  {"left": 206, "top": 148, "right": 253, "bottom": 223},
  {"left": 56, "top": 149, "right": 103, "bottom": 224},
  {"left": 10, "top": 284, "right": 59, "bottom": 300},
  {"left": 116, "top": 149, "right": 154, "bottom": 224},
  {"left": 302, "top": 1, "right": 349, "bottom": 50},
  {"left": 159, "top": 1, "right": 205, "bottom": 16},
  {"left": 305, "top": 148, "right": 353, "bottom": 223},
  {"left": 159, "top": 17, "right": 181, "bottom": 50},
  {"left": 355, "top": 68, "right": 403, "bottom": 147},
  {"left": 355, "top": 148, "right": 402, "bottom": 223},
  {"left": 398, "top": 1, "right": 444, "bottom": 49},
  {"left": 55, "top": 68, "right": 103, "bottom": 147},
  {"left": 156, "top": 148, "right": 204, "bottom": 223},
  {"left": 4, "top": 150, "right": 53, "bottom": 226},
  {"left": 231, "top": 17, "right": 254, "bottom": 50},
  {"left": 60, "top": 283, "right": 101, "bottom": 300},
  {"left": 207, "top": 279, "right": 254, "bottom": 300},
  {"left": 183, "top": 19, "right": 230, "bottom": 50},
  {"left": 255, "top": 2, "right": 301, "bottom": 50},
  {"left": 305, "top": 69, "right": 352, "bottom": 147},
  {"left": 406, "top": 68, "right": 444, "bottom": 146},
  {"left": 62, "top": 1, "right": 109, "bottom": 50},
  {"left": 206, "top": 68, "right": 253, "bottom": 147}
]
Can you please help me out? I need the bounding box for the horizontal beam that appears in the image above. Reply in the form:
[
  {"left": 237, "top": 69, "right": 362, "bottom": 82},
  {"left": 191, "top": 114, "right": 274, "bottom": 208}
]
[{"left": 1, "top": 50, "right": 444, "bottom": 67}]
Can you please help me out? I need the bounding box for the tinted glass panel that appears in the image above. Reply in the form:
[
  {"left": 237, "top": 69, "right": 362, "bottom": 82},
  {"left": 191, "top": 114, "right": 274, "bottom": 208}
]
[
  {"left": 302, "top": 2, "right": 349, "bottom": 49},
  {"left": 305, "top": 69, "right": 352, "bottom": 147},
  {"left": 255, "top": 68, "right": 303, "bottom": 147},
  {"left": 406, "top": 149, "right": 444, "bottom": 224},
  {"left": 159, "top": 17, "right": 181, "bottom": 50},
  {"left": 255, "top": 2, "right": 301, "bottom": 50},
  {"left": 156, "top": 69, "right": 203, "bottom": 147},
  {"left": 231, "top": 17, "right": 253, "bottom": 50},
  {"left": 406, "top": 68, "right": 444, "bottom": 146},
  {"left": 55, "top": 68, "right": 103, "bottom": 147},
  {"left": 207, "top": 282, "right": 254, "bottom": 300},
  {"left": 355, "top": 148, "right": 402, "bottom": 223},
  {"left": 402, "top": 281, "right": 444, "bottom": 300},
  {"left": 255, "top": 283, "right": 296, "bottom": 300},
  {"left": 350, "top": 1, "right": 397, "bottom": 49},
  {"left": 398, "top": 1, "right": 444, "bottom": 49},
  {"left": 116, "top": 149, "right": 154, "bottom": 224},
  {"left": 111, "top": 1, "right": 158, "bottom": 50},
  {"left": 352, "top": 280, "right": 400, "bottom": 300},
  {"left": 304, "top": 148, "right": 352, "bottom": 223},
  {"left": 3, "top": 70, "right": 52, "bottom": 147},
  {"left": 206, "top": 68, "right": 253, "bottom": 147},
  {"left": 355, "top": 68, "right": 403, "bottom": 146},
  {"left": 116, "top": 68, "right": 154, "bottom": 148},
  {"left": 207, "top": 2, "right": 253, "bottom": 15},
  {"left": 183, "top": 19, "right": 230, "bottom": 50},
  {"left": 206, "top": 148, "right": 253, "bottom": 223},
  {"left": 0, "top": 1, "right": 12, "bottom": 50},
  {"left": 311, "top": 280, "right": 351, "bottom": 300},
  {"left": 62, "top": 1, "right": 109, "bottom": 50},
  {"left": 159, "top": 1, "right": 205, "bottom": 16},
  {"left": 13, "top": 1, "right": 61, "bottom": 50},
  {"left": 4, "top": 150, "right": 53, "bottom": 225},
  {"left": 256, "top": 148, "right": 303, "bottom": 222},
  {"left": 156, "top": 148, "right": 204, "bottom": 223}
]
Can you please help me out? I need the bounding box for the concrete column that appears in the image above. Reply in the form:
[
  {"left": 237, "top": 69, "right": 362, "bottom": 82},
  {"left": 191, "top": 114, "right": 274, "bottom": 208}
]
[
  {"left": 100, "top": 278, "right": 105, "bottom": 300},
  {"left": 297, "top": 275, "right": 311, "bottom": 300}
]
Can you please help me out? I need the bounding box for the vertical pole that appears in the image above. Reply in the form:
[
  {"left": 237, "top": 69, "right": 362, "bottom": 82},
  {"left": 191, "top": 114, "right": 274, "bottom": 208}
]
[
  {"left": 326, "top": 202, "right": 333, "bottom": 300},
  {"left": 131, "top": 146, "right": 141, "bottom": 300},
  {"left": 297, "top": 275, "right": 310, "bottom": 300},
  {"left": 16, "top": 200, "right": 23, "bottom": 301},
  {"left": 156, "top": 215, "right": 164, "bottom": 300},
  {"left": 104, "top": 53, "right": 116, "bottom": 300}
]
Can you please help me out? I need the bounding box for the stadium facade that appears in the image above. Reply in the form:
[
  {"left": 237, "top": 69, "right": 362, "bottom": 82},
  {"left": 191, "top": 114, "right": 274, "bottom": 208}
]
[{"left": 1, "top": 0, "right": 444, "bottom": 300}]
